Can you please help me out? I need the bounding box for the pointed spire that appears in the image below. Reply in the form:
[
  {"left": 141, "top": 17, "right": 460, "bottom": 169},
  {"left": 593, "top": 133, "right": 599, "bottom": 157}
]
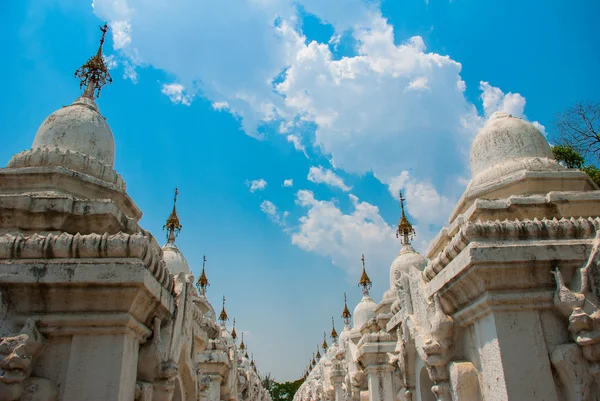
[
  {"left": 396, "top": 191, "right": 415, "bottom": 246},
  {"left": 358, "top": 254, "right": 372, "bottom": 295},
  {"left": 322, "top": 332, "right": 328, "bottom": 351},
  {"left": 231, "top": 318, "right": 237, "bottom": 340},
  {"left": 341, "top": 292, "right": 352, "bottom": 325},
  {"left": 316, "top": 346, "right": 321, "bottom": 361},
  {"left": 196, "top": 255, "right": 210, "bottom": 295},
  {"left": 239, "top": 333, "right": 246, "bottom": 350},
  {"left": 219, "top": 296, "right": 228, "bottom": 326},
  {"left": 250, "top": 354, "right": 255, "bottom": 367},
  {"left": 163, "top": 188, "right": 182, "bottom": 243},
  {"left": 74, "top": 23, "right": 112, "bottom": 99},
  {"left": 330, "top": 316, "right": 338, "bottom": 341},
  {"left": 311, "top": 353, "right": 316, "bottom": 367}
]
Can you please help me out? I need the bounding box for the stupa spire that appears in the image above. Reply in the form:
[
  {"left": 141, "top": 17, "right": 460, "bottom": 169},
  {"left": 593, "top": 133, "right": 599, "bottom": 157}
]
[
  {"left": 231, "top": 318, "right": 237, "bottom": 340},
  {"left": 321, "top": 332, "right": 328, "bottom": 351},
  {"left": 74, "top": 23, "right": 112, "bottom": 99},
  {"left": 396, "top": 191, "right": 415, "bottom": 246},
  {"left": 341, "top": 292, "right": 352, "bottom": 325},
  {"left": 330, "top": 317, "right": 338, "bottom": 342},
  {"left": 358, "top": 254, "right": 372, "bottom": 295},
  {"left": 196, "top": 255, "right": 209, "bottom": 295},
  {"left": 219, "top": 295, "right": 228, "bottom": 326},
  {"left": 163, "top": 188, "right": 182, "bottom": 244},
  {"left": 316, "top": 346, "right": 321, "bottom": 361},
  {"left": 239, "top": 333, "right": 245, "bottom": 351}
]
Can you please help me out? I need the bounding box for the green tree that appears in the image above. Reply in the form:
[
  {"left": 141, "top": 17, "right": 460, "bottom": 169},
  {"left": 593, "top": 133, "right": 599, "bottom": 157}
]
[
  {"left": 552, "top": 144, "right": 600, "bottom": 187},
  {"left": 267, "top": 378, "right": 304, "bottom": 401},
  {"left": 582, "top": 165, "right": 600, "bottom": 187},
  {"left": 551, "top": 144, "right": 584, "bottom": 168}
]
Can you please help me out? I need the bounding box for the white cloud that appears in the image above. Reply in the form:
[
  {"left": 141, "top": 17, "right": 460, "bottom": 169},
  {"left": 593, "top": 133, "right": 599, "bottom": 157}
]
[
  {"left": 247, "top": 179, "right": 267, "bottom": 192},
  {"left": 103, "top": 54, "right": 118, "bottom": 70},
  {"left": 94, "top": 0, "right": 547, "bottom": 255},
  {"left": 212, "top": 101, "right": 230, "bottom": 111},
  {"left": 292, "top": 190, "right": 397, "bottom": 277},
  {"left": 479, "top": 81, "right": 547, "bottom": 136},
  {"left": 307, "top": 166, "right": 351, "bottom": 191},
  {"left": 283, "top": 179, "right": 293, "bottom": 187},
  {"left": 260, "top": 200, "right": 288, "bottom": 226},
  {"left": 161, "top": 83, "right": 193, "bottom": 106},
  {"left": 479, "top": 81, "right": 526, "bottom": 118}
]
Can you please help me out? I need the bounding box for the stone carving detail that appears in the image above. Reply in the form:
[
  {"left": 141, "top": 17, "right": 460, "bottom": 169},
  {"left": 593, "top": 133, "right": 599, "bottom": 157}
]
[
  {"left": 551, "top": 229, "right": 600, "bottom": 399},
  {"left": 8, "top": 147, "right": 126, "bottom": 190},
  {"left": 424, "top": 217, "right": 600, "bottom": 282},
  {"left": 0, "top": 319, "right": 57, "bottom": 401},
  {"left": 0, "top": 232, "right": 173, "bottom": 292}
]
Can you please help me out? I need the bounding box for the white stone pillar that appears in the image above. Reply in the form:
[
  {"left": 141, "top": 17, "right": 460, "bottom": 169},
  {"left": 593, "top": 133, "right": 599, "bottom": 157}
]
[
  {"left": 474, "top": 310, "right": 559, "bottom": 401},
  {"left": 205, "top": 374, "right": 223, "bottom": 401},
  {"left": 62, "top": 332, "right": 140, "bottom": 401},
  {"left": 365, "top": 366, "right": 394, "bottom": 401},
  {"left": 330, "top": 365, "right": 346, "bottom": 401}
]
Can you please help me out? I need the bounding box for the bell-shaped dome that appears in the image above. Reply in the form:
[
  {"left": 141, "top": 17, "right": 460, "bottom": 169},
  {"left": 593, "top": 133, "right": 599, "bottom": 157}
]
[
  {"left": 32, "top": 96, "right": 115, "bottom": 167},
  {"left": 390, "top": 244, "right": 427, "bottom": 287},
  {"left": 353, "top": 295, "right": 377, "bottom": 329},
  {"left": 162, "top": 242, "right": 191, "bottom": 275},
  {"left": 469, "top": 112, "right": 558, "bottom": 186}
]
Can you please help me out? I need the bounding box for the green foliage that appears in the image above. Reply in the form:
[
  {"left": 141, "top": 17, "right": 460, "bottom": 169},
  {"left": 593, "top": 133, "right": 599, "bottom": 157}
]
[
  {"left": 267, "top": 378, "right": 304, "bottom": 401},
  {"left": 552, "top": 144, "right": 585, "bottom": 168},
  {"left": 582, "top": 165, "right": 600, "bottom": 187},
  {"left": 551, "top": 143, "right": 600, "bottom": 187}
]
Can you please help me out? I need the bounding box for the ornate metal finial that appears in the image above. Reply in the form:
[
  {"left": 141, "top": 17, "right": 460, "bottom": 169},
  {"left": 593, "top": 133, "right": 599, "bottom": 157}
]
[
  {"left": 231, "top": 318, "right": 237, "bottom": 340},
  {"left": 164, "top": 188, "right": 182, "bottom": 244},
  {"left": 250, "top": 354, "right": 255, "bottom": 367},
  {"left": 219, "top": 295, "right": 228, "bottom": 325},
  {"left": 396, "top": 191, "right": 415, "bottom": 245},
  {"left": 239, "top": 333, "right": 245, "bottom": 350},
  {"left": 330, "top": 316, "right": 338, "bottom": 341},
  {"left": 322, "top": 332, "right": 328, "bottom": 350},
  {"left": 196, "top": 255, "right": 210, "bottom": 295},
  {"left": 74, "top": 23, "right": 113, "bottom": 99},
  {"left": 341, "top": 293, "right": 352, "bottom": 325},
  {"left": 311, "top": 353, "right": 316, "bottom": 367},
  {"left": 316, "top": 347, "right": 321, "bottom": 361},
  {"left": 358, "top": 254, "right": 372, "bottom": 295}
]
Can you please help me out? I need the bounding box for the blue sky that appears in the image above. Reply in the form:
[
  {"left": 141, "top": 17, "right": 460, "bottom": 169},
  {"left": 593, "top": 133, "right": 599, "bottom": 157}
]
[{"left": 1, "top": 0, "right": 598, "bottom": 381}]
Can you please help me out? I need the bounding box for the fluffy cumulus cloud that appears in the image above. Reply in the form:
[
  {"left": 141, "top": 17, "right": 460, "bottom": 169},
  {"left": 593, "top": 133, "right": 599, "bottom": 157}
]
[
  {"left": 247, "top": 179, "right": 267, "bottom": 192},
  {"left": 283, "top": 179, "right": 294, "bottom": 187},
  {"left": 479, "top": 81, "right": 546, "bottom": 136},
  {"left": 292, "top": 190, "right": 397, "bottom": 278},
  {"left": 93, "top": 0, "right": 546, "bottom": 258},
  {"left": 307, "top": 166, "right": 351, "bottom": 191}
]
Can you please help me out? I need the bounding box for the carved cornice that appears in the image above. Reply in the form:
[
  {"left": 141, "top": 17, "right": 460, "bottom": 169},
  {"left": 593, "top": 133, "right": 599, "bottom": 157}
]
[
  {"left": 8, "top": 148, "right": 126, "bottom": 190},
  {"left": 0, "top": 232, "right": 173, "bottom": 292},
  {"left": 423, "top": 217, "right": 600, "bottom": 282}
]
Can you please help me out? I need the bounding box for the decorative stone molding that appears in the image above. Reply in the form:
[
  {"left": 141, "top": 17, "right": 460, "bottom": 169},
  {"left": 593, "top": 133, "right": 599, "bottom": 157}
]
[
  {"left": 8, "top": 148, "right": 126, "bottom": 191},
  {"left": 0, "top": 232, "right": 173, "bottom": 292},
  {"left": 424, "top": 217, "right": 600, "bottom": 282}
]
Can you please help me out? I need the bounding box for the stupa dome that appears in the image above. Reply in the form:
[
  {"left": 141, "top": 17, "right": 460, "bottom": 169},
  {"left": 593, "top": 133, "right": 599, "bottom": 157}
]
[
  {"left": 353, "top": 295, "right": 377, "bottom": 329},
  {"left": 390, "top": 244, "right": 427, "bottom": 286},
  {"left": 32, "top": 96, "right": 115, "bottom": 167},
  {"left": 469, "top": 112, "right": 557, "bottom": 186},
  {"left": 162, "top": 242, "right": 191, "bottom": 275}
]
